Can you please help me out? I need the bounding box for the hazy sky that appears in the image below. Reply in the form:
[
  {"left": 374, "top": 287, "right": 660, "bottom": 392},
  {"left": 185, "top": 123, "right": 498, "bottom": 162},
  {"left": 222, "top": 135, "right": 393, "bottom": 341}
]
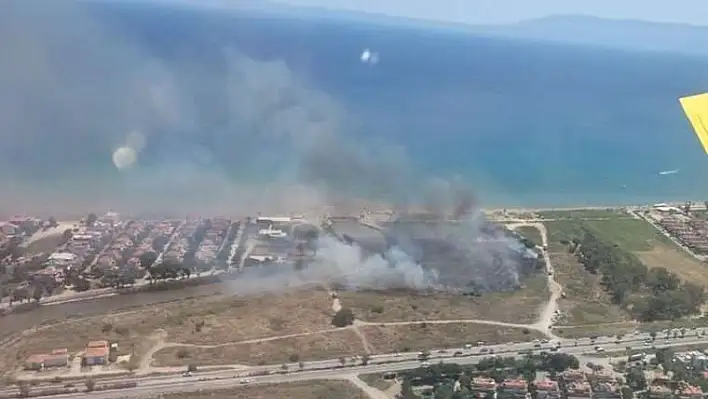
[{"left": 268, "top": 0, "right": 708, "bottom": 26}]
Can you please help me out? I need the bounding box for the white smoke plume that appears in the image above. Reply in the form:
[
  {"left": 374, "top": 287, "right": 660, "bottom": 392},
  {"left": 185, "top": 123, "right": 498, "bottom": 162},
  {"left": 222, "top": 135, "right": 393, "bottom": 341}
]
[{"left": 0, "top": 0, "right": 533, "bottom": 293}]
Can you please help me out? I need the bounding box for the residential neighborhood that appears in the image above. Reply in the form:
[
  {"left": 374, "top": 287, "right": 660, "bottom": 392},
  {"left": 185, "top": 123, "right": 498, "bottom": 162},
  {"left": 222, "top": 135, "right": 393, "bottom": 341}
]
[{"left": 0, "top": 212, "right": 242, "bottom": 307}]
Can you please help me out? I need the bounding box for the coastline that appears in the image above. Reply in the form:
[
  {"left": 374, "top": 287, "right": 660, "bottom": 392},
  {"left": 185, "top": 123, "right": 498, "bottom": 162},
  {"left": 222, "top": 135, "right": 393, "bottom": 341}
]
[{"left": 1, "top": 201, "right": 696, "bottom": 221}]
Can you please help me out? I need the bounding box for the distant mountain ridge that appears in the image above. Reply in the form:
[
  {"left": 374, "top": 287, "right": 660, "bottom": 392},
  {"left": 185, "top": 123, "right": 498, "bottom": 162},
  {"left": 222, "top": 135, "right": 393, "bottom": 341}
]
[
  {"left": 478, "top": 15, "right": 708, "bottom": 56},
  {"left": 116, "top": 1, "right": 708, "bottom": 56}
]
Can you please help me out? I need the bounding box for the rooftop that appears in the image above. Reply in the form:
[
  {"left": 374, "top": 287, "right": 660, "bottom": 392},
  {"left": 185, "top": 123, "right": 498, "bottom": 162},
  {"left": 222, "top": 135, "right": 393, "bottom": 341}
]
[
  {"left": 535, "top": 379, "right": 559, "bottom": 391},
  {"left": 502, "top": 379, "right": 528, "bottom": 389},
  {"left": 87, "top": 340, "right": 109, "bottom": 348},
  {"left": 680, "top": 385, "right": 703, "bottom": 395},
  {"left": 84, "top": 346, "right": 109, "bottom": 357}
]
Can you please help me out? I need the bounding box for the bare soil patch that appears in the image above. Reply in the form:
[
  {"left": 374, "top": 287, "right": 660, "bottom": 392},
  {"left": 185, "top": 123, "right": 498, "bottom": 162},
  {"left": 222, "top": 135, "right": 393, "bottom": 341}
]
[
  {"left": 551, "top": 252, "right": 629, "bottom": 325},
  {"left": 359, "top": 373, "right": 396, "bottom": 391},
  {"left": 360, "top": 323, "right": 544, "bottom": 354},
  {"left": 636, "top": 246, "right": 708, "bottom": 287},
  {"left": 152, "top": 329, "right": 365, "bottom": 367},
  {"left": 340, "top": 275, "right": 548, "bottom": 324},
  {"left": 161, "top": 380, "right": 368, "bottom": 399},
  {"left": 0, "top": 289, "right": 335, "bottom": 373}
]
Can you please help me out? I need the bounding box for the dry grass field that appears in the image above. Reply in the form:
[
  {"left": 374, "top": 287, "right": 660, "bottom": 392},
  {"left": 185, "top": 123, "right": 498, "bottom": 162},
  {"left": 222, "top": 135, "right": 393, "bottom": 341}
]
[
  {"left": 636, "top": 247, "right": 708, "bottom": 287},
  {"left": 544, "top": 211, "right": 708, "bottom": 336},
  {"left": 152, "top": 329, "right": 366, "bottom": 367},
  {"left": 0, "top": 290, "right": 336, "bottom": 372},
  {"left": 161, "top": 380, "right": 369, "bottom": 399},
  {"left": 340, "top": 274, "right": 549, "bottom": 325},
  {"left": 551, "top": 252, "right": 630, "bottom": 325},
  {"left": 360, "top": 323, "right": 545, "bottom": 354}
]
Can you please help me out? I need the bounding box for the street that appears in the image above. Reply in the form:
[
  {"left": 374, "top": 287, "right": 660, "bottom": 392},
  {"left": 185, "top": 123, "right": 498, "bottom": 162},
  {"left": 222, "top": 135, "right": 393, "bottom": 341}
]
[{"left": 5, "top": 329, "right": 708, "bottom": 399}]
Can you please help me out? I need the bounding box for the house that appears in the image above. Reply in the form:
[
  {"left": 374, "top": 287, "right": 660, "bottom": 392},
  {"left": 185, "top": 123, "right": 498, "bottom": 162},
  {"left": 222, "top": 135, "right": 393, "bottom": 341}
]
[
  {"left": 471, "top": 377, "right": 497, "bottom": 396},
  {"left": 677, "top": 384, "right": 703, "bottom": 399},
  {"left": 24, "top": 348, "right": 69, "bottom": 370},
  {"left": 592, "top": 382, "right": 621, "bottom": 399},
  {"left": 535, "top": 379, "right": 560, "bottom": 399},
  {"left": 562, "top": 370, "right": 587, "bottom": 382},
  {"left": 566, "top": 382, "right": 592, "bottom": 399},
  {"left": 500, "top": 378, "right": 528, "bottom": 398},
  {"left": 24, "top": 354, "right": 46, "bottom": 370},
  {"left": 47, "top": 252, "right": 77, "bottom": 268},
  {"left": 0, "top": 222, "right": 17, "bottom": 236},
  {"left": 593, "top": 371, "right": 615, "bottom": 384},
  {"left": 256, "top": 216, "right": 291, "bottom": 225},
  {"left": 83, "top": 340, "right": 110, "bottom": 366},
  {"left": 43, "top": 349, "right": 69, "bottom": 368},
  {"left": 648, "top": 385, "right": 673, "bottom": 399},
  {"left": 32, "top": 266, "right": 64, "bottom": 285}
]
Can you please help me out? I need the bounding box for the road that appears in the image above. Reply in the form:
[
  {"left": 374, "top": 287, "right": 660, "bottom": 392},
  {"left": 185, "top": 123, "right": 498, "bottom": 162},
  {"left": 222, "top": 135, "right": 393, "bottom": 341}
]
[
  {"left": 8, "top": 330, "right": 708, "bottom": 398},
  {"left": 506, "top": 222, "right": 560, "bottom": 337},
  {"left": 151, "top": 221, "right": 185, "bottom": 266}
]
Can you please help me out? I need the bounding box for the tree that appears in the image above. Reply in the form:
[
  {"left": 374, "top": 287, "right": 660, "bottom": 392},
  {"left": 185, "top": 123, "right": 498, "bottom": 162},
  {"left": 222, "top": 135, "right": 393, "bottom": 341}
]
[
  {"left": 399, "top": 379, "right": 416, "bottom": 399},
  {"left": 74, "top": 278, "right": 91, "bottom": 292},
  {"left": 433, "top": 382, "right": 455, "bottom": 398},
  {"left": 62, "top": 229, "right": 73, "bottom": 242},
  {"left": 625, "top": 367, "right": 647, "bottom": 391},
  {"left": 361, "top": 354, "right": 371, "bottom": 365},
  {"left": 338, "top": 356, "right": 346, "bottom": 365},
  {"left": 139, "top": 252, "right": 159, "bottom": 269},
  {"left": 86, "top": 213, "right": 98, "bottom": 226},
  {"left": 280, "top": 363, "right": 288, "bottom": 372},
  {"left": 32, "top": 286, "right": 42, "bottom": 303},
  {"left": 298, "top": 361, "right": 305, "bottom": 370},
  {"left": 331, "top": 308, "right": 355, "bottom": 327},
  {"left": 289, "top": 353, "right": 300, "bottom": 363},
  {"left": 18, "top": 383, "right": 30, "bottom": 398},
  {"left": 85, "top": 379, "right": 96, "bottom": 392},
  {"left": 649, "top": 331, "right": 657, "bottom": 341},
  {"left": 151, "top": 236, "right": 169, "bottom": 252},
  {"left": 187, "top": 364, "right": 198, "bottom": 373},
  {"left": 655, "top": 348, "right": 674, "bottom": 369}
]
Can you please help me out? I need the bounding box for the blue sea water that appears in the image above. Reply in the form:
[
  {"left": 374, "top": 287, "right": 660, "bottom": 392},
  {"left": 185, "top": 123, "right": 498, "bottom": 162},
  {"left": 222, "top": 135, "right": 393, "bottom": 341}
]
[{"left": 6, "top": 2, "right": 708, "bottom": 210}]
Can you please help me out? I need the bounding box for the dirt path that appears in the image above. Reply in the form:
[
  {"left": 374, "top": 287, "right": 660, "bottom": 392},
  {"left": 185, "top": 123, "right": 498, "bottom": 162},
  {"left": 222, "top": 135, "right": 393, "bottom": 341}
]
[
  {"left": 508, "top": 222, "right": 562, "bottom": 340},
  {"left": 347, "top": 375, "right": 391, "bottom": 399},
  {"left": 138, "top": 330, "right": 169, "bottom": 373},
  {"left": 352, "top": 321, "right": 373, "bottom": 354}
]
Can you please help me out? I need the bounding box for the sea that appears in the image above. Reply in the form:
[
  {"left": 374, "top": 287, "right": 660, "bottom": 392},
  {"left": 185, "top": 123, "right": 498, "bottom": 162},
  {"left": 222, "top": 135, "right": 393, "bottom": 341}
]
[{"left": 3, "top": 1, "right": 708, "bottom": 214}]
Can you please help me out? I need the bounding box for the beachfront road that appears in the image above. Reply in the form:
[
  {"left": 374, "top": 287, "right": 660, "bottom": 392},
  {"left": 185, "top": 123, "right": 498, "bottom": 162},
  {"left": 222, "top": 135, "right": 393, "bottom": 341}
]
[{"left": 7, "top": 330, "right": 707, "bottom": 398}]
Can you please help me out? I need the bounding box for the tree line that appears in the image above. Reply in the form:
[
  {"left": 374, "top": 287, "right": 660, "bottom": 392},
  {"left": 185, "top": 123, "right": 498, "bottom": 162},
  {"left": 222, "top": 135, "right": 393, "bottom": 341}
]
[{"left": 573, "top": 228, "right": 704, "bottom": 322}]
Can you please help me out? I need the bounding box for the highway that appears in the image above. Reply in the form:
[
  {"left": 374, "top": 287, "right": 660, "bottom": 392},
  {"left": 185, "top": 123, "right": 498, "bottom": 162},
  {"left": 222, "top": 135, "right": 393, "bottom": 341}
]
[{"left": 7, "top": 329, "right": 708, "bottom": 399}]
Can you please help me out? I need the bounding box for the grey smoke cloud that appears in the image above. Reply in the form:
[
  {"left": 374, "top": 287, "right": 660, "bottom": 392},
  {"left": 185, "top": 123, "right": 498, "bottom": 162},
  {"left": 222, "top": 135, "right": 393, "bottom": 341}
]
[
  {"left": 0, "top": 0, "right": 532, "bottom": 293},
  {"left": 0, "top": 0, "right": 412, "bottom": 218}
]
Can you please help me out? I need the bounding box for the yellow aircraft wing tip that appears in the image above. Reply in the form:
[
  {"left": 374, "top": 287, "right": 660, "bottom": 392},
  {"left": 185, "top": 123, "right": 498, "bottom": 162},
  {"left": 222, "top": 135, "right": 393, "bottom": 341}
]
[{"left": 679, "top": 92, "right": 708, "bottom": 153}]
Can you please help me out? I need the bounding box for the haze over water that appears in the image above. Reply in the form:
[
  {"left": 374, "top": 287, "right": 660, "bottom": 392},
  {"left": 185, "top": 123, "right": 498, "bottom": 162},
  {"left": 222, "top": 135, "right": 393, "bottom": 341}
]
[{"left": 2, "top": 1, "right": 708, "bottom": 216}]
